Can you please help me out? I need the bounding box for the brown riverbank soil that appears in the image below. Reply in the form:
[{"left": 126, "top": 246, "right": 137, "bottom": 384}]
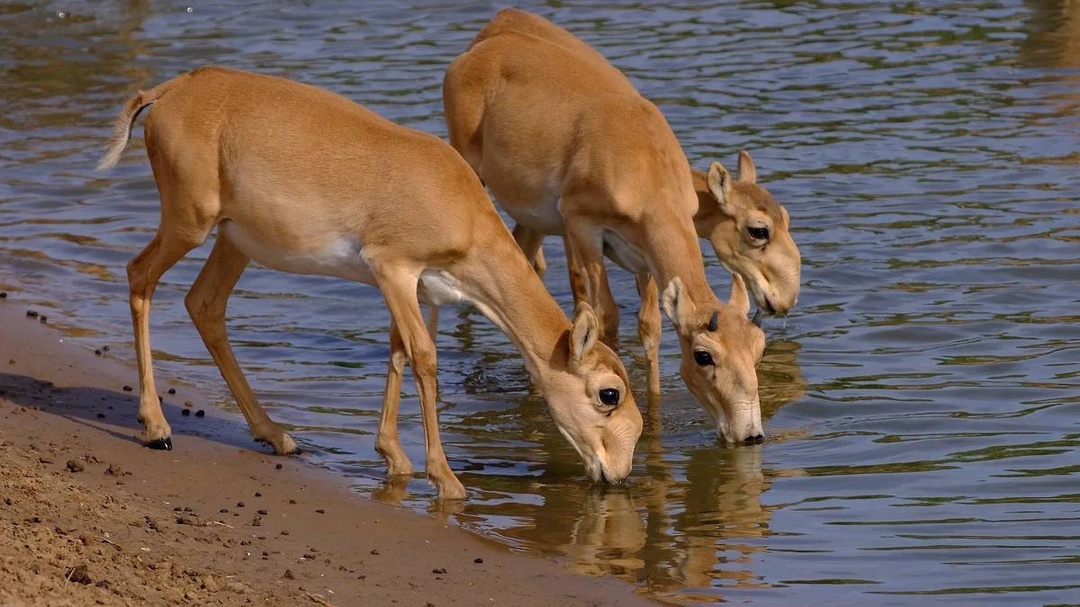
[{"left": 0, "top": 299, "right": 656, "bottom": 606}]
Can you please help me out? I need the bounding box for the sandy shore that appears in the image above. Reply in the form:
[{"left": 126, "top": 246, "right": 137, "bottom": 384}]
[{"left": 0, "top": 296, "right": 656, "bottom": 606}]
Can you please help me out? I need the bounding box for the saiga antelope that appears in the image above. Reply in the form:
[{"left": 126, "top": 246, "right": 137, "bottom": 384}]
[
  {"left": 96, "top": 66, "right": 643, "bottom": 500},
  {"left": 444, "top": 9, "right": 768, "bottom": 443},
  {"left": 479, "top": 9, "right": 801, "bottom": 324}
]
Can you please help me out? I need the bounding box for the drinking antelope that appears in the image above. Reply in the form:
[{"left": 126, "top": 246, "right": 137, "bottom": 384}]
[
  {"left": 444, "top": 9, "right": 771, "bottom": 443},
  {"left": 97, "top": 66, "right": 643, "bottom": 499}
]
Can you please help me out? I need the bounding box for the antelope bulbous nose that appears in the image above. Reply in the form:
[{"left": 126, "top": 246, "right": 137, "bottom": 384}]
[{"left": 743, "top": 434, "right": 765, "bottom": 446}]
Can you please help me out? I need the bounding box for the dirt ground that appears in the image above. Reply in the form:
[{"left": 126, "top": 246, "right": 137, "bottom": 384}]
[{"left": 0, "top": 298, "right": 657, "bottom": 607}]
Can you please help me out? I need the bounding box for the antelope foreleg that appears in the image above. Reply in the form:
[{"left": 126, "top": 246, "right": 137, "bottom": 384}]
[
  {"left": 512, "top": 223, "right": 548, "bottom": 278},
  {"left": 376, "top": 318, "right": 415, "bottom": 476},
  {"left": 563, "top": 223, "right": 620, "bottom": 350},
  {"left": 377, "top": 269, "right": 466, "bottom": 500},
  {"left": 636, "top": 272, "right": 662, "bottom": 396}
]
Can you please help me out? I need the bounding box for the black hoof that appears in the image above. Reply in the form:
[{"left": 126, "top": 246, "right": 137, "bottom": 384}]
[{"left": 147, "top": 437, "right": 173, "bottom": 451}]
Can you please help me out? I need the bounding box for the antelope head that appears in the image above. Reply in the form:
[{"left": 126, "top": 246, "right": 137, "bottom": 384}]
[
  {"left": 662, "top": 274, "right": 766, "bottom": 444},
  {"left": 546, "top": 303, "right": 643, "bottom": 483},
  {"left": 693, "top": 151, "right": 801, "bottom": 316}
]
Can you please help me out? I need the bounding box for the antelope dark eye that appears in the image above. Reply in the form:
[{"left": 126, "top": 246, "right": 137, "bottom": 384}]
[
  {"left": 694, "top": 350, "right": 715, "bottom": 366},
  {"left": 748, "top": 226, "right": 769, "bottom": 241},
  {"left": 599, "top": 388, "right": 620, "bottom": 406}
]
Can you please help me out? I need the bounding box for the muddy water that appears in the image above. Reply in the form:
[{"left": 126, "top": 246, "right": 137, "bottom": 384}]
[{"left": 2, "top": 1, "right": 1079, "bottom": 604}]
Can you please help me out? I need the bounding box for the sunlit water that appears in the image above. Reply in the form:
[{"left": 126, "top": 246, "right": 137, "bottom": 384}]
[{"left": 2, "top": 1, "right": 1079, "bottom": 604}]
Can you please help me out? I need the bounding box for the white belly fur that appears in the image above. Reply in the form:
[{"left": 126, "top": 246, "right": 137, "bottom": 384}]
[
  {"left": 221, "top": 220, "right": 376, "bottom": 285},
  {"left": 418, "top": 269, "right": 468, "bottom": 306},
  {"left": 602, "top": 228, "right": 648, "bottom": 273},
  {"left": 500, "top": 194, "right": 565, "bottom": 235},
  {"left": 220, "top": 220, "right": 470, "bottom": 307}
]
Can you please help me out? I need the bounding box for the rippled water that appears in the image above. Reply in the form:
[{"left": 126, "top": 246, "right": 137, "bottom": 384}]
[{"left": 2, "top": 1, "right": 1079, "bottom": 604}]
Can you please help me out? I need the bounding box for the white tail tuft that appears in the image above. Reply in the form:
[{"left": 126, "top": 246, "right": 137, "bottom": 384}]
[
  {"left": 96, "top": 91, "right": 150, "bottom": 171},
  {"left": 96, "top": 137, "right": 128, "bottom": 171}
]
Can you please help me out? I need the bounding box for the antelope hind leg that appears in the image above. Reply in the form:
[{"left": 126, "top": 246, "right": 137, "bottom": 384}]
[
  {"left": 185, "top": 235, "right": 299, "bottom": 454},
  {"left": 127, "top": 231, "right": 205, "bottom": 450}
]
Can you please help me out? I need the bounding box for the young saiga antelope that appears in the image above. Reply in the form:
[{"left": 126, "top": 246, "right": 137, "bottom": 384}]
[
  {"left": 96, "top": 66, "right": 643, "bottom": 499},
  {"left": 444, "top": 10, "right": 768, "bottom": 444},
  {"left": 478, "top": 9, "right": 802, "bottom": 321}
]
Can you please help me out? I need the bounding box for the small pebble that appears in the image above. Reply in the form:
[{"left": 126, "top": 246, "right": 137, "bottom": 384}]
[
  {"left": 315, "top": 509, "right": 325, "bottom": 514},
  {"left": 96, "top": 413, "right": 105, "bottom": 419},
  {"left": 283, "top": 569, "right": 295, "bottom": 580},
  {"left": 254, "top": 492, "right": 262, "bottom": 497},
  {"left": 0, "top": 291, "right": 6, "bottom": 298},
  {"left": 370, "top": 549, "right": 380, "bottom": 556},
  {"left": 94, "top": 349, "right": 102, "bottom": 356},
  {"left": 195, "top": 410, "right": 205, "bottom": 418},
  {"left": 168, "top": 388, "right": 176, "bottom": 395},
  {"left": 66, "top": 460, "right": 85, "bottom": 473},
  {"left": 257, "top": 509, "right": 268, "bottom": 515},
  {"left": 39, "top": 315, "right": 47, "bottom": 324},
  {"left": 236, "top": 502, "right": 245, "bottom": 508},
  {"left": 275, "top": 463, "right": 283, "bottom": 470},
  {"left": 474, "top": 557, "right": 483, "bottom": 564},
  {"left": 288, "top": 499, "right": 297, "bottom": 505},
  {"left": 122, "top": 385, "right": 133, "bottom": 392},
  {"left": 181, "top": 409, "right": 191, "bottom": 417},
  {"left": 67, "top": 564, "right": 91, "bottom": 585},
  {"left": 26, "top": 310, "right": 37, "bottom": 318},
  {"left": 102, "top": 345, "right": 110, "bottom": 351}
]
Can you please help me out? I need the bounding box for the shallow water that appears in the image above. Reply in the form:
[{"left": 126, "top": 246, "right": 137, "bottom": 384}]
[{"left": 2, "top": 1, "right": 1079, "bottom": 604}]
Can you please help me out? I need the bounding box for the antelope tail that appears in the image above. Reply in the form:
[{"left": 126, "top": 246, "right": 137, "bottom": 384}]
[{"left": 95, "top": 73, "right": 189, "bottom": 171}]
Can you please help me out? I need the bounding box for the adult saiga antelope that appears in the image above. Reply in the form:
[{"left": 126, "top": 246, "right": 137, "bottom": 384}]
[
  {"left": 470, "top": 9, "right": 801, "bottom": 325},
  {"left": 444, "top": 9, "right": 768, "bottom": 444},
  {"left": 96, "top": 66, "right": 643, "bottom": 500}
]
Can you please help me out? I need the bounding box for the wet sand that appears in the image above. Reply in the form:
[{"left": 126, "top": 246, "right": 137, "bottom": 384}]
[{"left": 0, "top": 297, "right": 657, "bottom": 607}]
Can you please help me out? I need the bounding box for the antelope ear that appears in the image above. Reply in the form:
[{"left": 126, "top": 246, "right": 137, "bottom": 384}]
[
  {"left": 737, "top": 150, "right": 758, "bottom": 184},
  {"left": 570, "top": 302, "right": 599, "bottom": 365},
  {"left": 661, "top": 277, "right": 695, "bottom": 329},
  {"left": 706, "top": 161, "right": 733, "bottom": 208},
  {"left": 729, "top": 273, "right": 751, "bottom": 317}
]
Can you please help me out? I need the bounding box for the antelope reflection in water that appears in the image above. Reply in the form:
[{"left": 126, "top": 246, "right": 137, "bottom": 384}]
[
  {"left": 423, "top": 338, "right": 810, "bottom": 597},
  {"left": 1020, "top": 0, "right": 1080, "bottom": 68}
]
